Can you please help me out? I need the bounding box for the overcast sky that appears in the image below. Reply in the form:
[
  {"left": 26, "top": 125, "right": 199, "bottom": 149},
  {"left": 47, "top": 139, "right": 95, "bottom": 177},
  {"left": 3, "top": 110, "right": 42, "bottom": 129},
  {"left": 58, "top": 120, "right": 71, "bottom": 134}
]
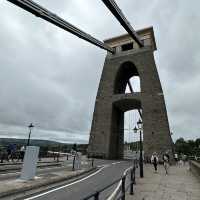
[{"left": 0, "top": 0, "right": 200, "bottom": 143}]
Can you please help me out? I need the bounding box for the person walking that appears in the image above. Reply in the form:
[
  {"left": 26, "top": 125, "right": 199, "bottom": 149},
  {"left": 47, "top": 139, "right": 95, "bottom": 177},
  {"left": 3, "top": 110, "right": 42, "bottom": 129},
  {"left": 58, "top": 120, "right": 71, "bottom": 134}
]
[
  {"left": 7, "top": 144, "right": 12, "bottom": 162},
  {"left": 151, "top": 152, "right": 159, "bottom": 173},
  {"left": 163, "top": 151, "right": 170, "bottom": 175},
  {"left": 19, "top": 146, "right": 25, "bottom": 162},
  {"left": 174, "top": 153, "right": 178, "bottom": 166},
  {"left": 10, "top": 144, "right": 17, "bottom": 162},
  {"left": 182, "top": 154, "right": 187, "bottom": 165}
]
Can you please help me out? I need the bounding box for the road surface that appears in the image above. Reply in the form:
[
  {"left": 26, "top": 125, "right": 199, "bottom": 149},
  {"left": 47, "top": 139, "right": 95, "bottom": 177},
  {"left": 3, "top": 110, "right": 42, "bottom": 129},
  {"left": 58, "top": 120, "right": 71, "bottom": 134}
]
[{"left": 20, "top": 159, "right": 134, "bottom": 200}]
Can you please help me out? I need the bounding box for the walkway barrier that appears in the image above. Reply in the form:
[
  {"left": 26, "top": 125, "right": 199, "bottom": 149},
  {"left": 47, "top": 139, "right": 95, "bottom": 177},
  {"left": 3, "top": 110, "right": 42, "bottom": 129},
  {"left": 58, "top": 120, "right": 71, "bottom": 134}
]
[
  {"left": 189, "top": 160, "right": 200, "bottom": 179},
  {"left": 46, "top": 151, "right": 95, "bottom": 171},
  {"left": 82, "top": 162, "right": 136, "bottom": 200},
  {"left": 188, "top": 156, "right": 200, "bottom": 162},
  {"left": 41, "top": 152, "right": 92, "bottom": 171},
  {"left": 72, "top": 155, "right": 95, "bottom": 171}
]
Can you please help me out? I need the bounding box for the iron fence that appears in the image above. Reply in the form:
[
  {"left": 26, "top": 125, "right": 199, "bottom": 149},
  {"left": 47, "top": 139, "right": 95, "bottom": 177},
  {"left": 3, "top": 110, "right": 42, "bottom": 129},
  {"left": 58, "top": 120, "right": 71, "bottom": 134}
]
[{"left": 81, "top": 162, "right": 136, "bottom": 200}]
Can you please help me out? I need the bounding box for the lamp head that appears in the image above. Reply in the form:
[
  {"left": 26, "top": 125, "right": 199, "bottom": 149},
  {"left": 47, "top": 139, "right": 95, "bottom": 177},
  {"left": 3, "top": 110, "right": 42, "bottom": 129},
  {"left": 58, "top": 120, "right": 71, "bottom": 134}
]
[
  {"left": 133, "top": 126, "right": 138, "bottom": 133},
  {"left": 137, "top": 119, "right": 142, "bottom": 129},
  {"left": 28, "top": 123, "right": 34, "bottom": 129}
]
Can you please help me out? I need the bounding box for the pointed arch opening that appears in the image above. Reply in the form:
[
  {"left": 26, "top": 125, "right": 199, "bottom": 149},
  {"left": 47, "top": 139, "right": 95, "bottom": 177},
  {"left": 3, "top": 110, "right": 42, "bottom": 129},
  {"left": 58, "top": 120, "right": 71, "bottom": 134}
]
[
  {"left": 125, "top": 76, "right": 141, "bottom": 93},
  {"left": 114, "top": 61, "right": 141, "bottom": 94}
]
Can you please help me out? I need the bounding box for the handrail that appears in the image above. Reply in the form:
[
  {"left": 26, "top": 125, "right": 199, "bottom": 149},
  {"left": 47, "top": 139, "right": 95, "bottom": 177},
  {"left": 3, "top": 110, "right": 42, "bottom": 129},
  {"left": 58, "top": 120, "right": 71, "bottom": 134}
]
[
  {"left": 109, "top": 166, "right": 136, "bottom": 200},
  {"left": 107, "top": 179, "right": 122, "bottom": 200},
  {"left": 82, "top": 178, "right": 121, "bottom": 200},
  {"left": 107, "top": 166, "right": 134, "bottom": 200},
  {"left": 81, "top": 161, "right": 137, "bottom": 200}
]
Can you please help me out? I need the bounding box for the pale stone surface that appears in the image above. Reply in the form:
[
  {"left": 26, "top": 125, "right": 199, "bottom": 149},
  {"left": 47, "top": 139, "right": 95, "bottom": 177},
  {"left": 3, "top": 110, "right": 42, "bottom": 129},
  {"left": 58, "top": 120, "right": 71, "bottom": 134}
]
[
  {"left": 126, "top": 164, "right": 200, "bottom": 200},
  {"left": 20, "top": 146, "right": 39, "bottom": 180}
]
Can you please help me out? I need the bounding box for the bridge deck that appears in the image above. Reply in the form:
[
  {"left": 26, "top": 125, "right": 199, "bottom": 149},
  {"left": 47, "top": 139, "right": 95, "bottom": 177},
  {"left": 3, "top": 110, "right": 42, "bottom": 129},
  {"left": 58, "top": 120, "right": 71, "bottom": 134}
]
[{"left": 127, "top": 163, "right": 200, "bottom": 200}]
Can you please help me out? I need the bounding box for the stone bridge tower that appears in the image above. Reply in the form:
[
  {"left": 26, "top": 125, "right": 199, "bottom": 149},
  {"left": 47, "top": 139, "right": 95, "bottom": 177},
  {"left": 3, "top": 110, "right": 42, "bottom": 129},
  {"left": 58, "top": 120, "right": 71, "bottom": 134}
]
[{"left": 88, "top": 27, "right": 173, "bottom": 159}]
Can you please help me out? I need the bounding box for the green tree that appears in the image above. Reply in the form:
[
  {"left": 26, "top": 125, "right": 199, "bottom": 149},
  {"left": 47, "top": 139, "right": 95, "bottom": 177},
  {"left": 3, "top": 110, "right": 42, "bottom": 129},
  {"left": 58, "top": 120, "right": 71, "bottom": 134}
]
[
  {"left": 195, "top": 138, "right": 200, "bottom": 148},
  {"left": 175, "top": 137, "right": 200, "bottom": 156},
  {"left": 175, "top": 138, "right": 189, "bottom": 155},
  {"left": 72, "top": 143, "right": 77, "bottom": 151}
]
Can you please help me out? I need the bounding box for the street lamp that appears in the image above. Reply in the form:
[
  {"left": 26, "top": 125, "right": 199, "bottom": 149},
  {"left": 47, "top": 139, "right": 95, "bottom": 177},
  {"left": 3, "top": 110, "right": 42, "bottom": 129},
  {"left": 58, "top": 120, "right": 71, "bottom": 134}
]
[
  {"left": 27, "top": 123, "right": 34, "bottom": 146},
  {"left": 134, "top": 119, "right": 144, "bottom": 178}
]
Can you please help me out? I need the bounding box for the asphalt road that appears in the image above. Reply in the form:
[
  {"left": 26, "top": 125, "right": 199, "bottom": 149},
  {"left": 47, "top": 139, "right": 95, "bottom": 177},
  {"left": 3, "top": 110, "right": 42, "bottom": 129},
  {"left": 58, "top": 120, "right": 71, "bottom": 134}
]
[{"left": 21, "top": 159, "right": 134, "bottom": 200}]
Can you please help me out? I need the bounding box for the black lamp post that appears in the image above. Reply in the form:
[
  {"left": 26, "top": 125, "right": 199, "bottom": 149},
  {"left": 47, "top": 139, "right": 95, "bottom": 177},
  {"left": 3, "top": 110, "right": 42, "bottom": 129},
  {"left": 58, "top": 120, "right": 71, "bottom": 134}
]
[
  {"left": 134, "top": 119, "right": 144, "bottom": 178},
  {"left": 27, "top": 123, "right": 34, "bottom": 146}
]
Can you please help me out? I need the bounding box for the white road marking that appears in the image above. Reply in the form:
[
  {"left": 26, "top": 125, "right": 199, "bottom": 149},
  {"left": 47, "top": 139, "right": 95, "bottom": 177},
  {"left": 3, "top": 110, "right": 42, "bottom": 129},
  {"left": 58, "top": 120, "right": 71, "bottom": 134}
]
[
  {"left": 0, "top": 172, "right": 20, "bottom": 176},
  {"left": 97, "top": 164, "right": 110, "bottom": 168},
  {"left": 0, "top": 166, "right": 69, "bottom": 177},
  {"left": 111, "top": 161, "right": 122, "bottom": 165},
  {"left": 24, "top": 165, "right": 109, "bottom": 200}
]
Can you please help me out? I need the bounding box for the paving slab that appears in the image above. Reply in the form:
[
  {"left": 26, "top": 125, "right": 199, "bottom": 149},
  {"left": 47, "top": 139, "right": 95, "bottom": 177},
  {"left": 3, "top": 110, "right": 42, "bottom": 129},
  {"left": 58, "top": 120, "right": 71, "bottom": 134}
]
[{"left": 126, "top": 163, "right": 200, "bottom": 200}]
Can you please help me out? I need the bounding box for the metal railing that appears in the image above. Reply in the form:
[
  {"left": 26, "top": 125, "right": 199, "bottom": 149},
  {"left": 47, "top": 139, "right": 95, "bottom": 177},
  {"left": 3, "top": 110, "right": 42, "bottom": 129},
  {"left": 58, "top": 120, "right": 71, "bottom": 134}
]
[
  {"left": 188, "top": 156, "right": 200, "bottom": 162},
  {"left": 82, "top": 161, "right": 136, "bottom": 200},
  {"left": 189, "top": 160, "right": 200, "bottom": 178},
  {"left": 72, "top": 155, "right": 95, "bottom": 171}
]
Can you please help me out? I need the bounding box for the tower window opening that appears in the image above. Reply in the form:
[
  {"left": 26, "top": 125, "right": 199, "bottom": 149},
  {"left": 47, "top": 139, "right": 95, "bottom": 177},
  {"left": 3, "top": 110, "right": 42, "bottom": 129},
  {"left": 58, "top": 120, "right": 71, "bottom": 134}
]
[
  {"left": 121, "top": 43, "right": 133, "bottom": 51},
  {"left": 125, "top": 76, "right": 141, "bottom": 93}
]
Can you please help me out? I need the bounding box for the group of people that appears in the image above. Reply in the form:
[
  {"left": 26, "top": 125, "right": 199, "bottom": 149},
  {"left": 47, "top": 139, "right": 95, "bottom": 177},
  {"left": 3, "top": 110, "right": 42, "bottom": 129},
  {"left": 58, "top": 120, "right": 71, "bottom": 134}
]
[
  {"left": 150, "top": 151, "right": 170, "bottom": 175},
  {"left": 0, "top": 144, "right": 25, "bottom": 163},
  {"left": 174, "top": 153, "right": 187, "bottom": 166}
]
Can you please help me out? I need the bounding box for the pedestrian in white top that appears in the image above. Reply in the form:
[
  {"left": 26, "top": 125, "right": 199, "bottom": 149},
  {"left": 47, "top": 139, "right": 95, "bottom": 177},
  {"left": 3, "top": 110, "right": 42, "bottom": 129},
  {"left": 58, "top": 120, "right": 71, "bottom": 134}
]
[
  {"left": 174, "top": 153, "right": 178, "bottom": 165},
  {"left": 163, "top": 151, "right": 170, "bottom": 175}
]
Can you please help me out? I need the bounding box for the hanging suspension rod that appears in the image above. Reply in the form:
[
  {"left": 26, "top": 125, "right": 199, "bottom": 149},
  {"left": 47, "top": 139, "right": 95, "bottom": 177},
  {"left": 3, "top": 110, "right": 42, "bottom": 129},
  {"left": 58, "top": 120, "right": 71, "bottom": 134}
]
[
  {"left": 127, "top": 80, "right": 142, "bottom": 119},
  {"left": 101, "top": 0, "right": 144, "bottom": 47},
  {"left": 7, "top": 0, "right": 115, "bottom": 53},
  {"left": 127, "top": 80, "right": 134, "bottom": 93}
]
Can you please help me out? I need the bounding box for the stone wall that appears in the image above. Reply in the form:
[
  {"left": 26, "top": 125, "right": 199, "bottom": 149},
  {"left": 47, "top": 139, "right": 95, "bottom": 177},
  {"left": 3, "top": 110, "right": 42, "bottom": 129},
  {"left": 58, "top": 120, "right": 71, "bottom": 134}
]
[
  {"left": 190, "top": 161, "right": 200, "bottom": 179},
  {"left": 88, "top": 46, "right": 174, "bottom": 159}
]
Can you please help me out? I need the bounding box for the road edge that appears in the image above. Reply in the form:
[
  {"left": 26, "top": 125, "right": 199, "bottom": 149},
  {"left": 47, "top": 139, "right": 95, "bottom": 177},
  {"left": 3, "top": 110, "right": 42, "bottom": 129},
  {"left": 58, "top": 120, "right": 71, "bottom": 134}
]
[{"left": 0, "top": 167, "right": 97, "bottom": 199}]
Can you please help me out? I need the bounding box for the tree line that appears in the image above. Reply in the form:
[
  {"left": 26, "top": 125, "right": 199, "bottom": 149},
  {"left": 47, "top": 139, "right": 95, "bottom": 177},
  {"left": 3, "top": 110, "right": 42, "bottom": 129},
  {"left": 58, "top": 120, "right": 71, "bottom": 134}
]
[{"left": 174, "top": 137, "right": 200, "bottom": 156}]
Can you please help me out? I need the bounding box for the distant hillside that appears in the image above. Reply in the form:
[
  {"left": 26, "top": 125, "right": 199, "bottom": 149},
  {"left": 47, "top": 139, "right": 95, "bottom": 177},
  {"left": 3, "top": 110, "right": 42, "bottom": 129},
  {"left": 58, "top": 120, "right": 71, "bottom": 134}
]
[
  {"left": 0, "top": 138, "right": 88, "bottom": 153},
  {"left": 0, "top": 138, "right": 63, "bottom": 147}
]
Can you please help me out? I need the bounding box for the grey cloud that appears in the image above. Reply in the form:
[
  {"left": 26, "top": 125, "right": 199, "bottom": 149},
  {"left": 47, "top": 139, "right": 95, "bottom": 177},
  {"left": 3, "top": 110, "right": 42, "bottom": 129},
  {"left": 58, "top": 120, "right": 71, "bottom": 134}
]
[
  {"left": 0, "top": 0, "right": 200, "bottom": 143},
  {"left": 0, "top": 123, "right": 88, "bottom": 143}
]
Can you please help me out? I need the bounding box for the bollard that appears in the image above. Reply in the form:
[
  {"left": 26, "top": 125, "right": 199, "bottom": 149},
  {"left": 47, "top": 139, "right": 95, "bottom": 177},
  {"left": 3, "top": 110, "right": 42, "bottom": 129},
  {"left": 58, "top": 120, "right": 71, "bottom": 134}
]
[
  {"left": 94, "top": 191, "right": 99, "bottom": 200},
  {"left": 92, "top": 158, "right": 94, "bottom": 167},
  {"left": 72, "top": 155, "right": 76, "bottom": 171},
  {"left": 39, "top": 154, "right": 41, "bottom": 161},
  {"left": 56, "top": 154, "right": 59, "bottom": 162},
  {"left": 121, "top": 175, "right": 126, "bottom": 200},
  {"left": 133, "top": 167, "right": 136, "bottom": 185},
  {"left": 53, "top": 153, "right": 55, "bottom": 161},
  {"left": 66, "top": 154, "right": 68, "bottom": 160},
  {"left": 130, "top": 168, "right": 134, "bottom": 195}
]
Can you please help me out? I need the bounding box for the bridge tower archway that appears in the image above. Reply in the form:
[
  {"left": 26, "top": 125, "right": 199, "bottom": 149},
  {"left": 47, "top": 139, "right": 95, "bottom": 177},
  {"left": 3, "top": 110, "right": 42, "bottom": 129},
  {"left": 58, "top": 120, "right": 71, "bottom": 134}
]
[
  {"left": 109, "top": 61, "right": 142, "bottom": 159},
  {"left": 88, "top": 28, "right": 173, "bottom": 159}
]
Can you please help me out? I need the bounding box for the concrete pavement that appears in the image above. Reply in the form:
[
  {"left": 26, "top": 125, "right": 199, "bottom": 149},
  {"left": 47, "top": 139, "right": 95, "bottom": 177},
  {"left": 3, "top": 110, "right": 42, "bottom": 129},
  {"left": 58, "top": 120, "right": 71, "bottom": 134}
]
[{"left": 126, "top": 163, "right": 200, "bottom": 200}]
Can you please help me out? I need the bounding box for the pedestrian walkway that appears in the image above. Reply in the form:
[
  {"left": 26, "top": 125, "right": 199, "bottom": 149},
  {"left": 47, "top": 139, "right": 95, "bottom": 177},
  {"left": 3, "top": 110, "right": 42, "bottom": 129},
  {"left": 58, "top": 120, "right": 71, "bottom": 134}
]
[{"left": 126, "top": 163, "right": 200, "bottom": 200}]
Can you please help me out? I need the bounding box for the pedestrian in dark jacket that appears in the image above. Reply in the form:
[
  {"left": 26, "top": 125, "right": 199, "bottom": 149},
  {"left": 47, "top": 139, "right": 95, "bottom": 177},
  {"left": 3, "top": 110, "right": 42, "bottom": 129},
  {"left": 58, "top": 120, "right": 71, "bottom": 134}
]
[{"left": 151, "top": 152, "right": 159, "bottom": 173}]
